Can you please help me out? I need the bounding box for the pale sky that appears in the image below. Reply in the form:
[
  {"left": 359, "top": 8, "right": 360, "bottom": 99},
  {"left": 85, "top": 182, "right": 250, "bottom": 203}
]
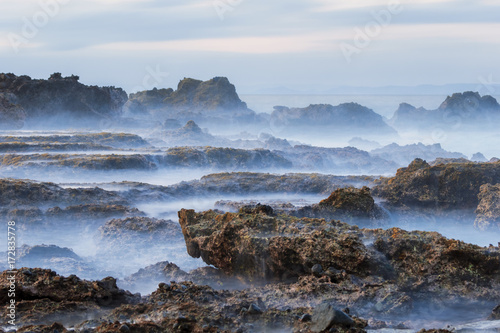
[{"left": 0, "top": 0, "right": 499, "bottom": 93}]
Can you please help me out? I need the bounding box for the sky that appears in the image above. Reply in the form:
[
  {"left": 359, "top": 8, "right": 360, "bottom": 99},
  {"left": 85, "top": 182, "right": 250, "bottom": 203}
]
[{"left": 0, "top": 0, "right": 499, "bottom": 94}]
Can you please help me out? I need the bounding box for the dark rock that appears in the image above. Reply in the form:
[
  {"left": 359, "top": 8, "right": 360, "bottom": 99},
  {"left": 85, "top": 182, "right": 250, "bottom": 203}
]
[
  {"left": 0, "top": 95, "right": 25, "bottom": 129},
  {"left": 373, "top": 158, "right": 500, "bottom": 210},
  {"left": 475, "top": 183, "right": 500, "bottom": 231},
  {"left": 489, "top": 304, "right": 500, "bottom": 320},
  {"left": 293, "top": 186, "right": 388, "bottom": 225},
  {"left": 311, "top": 264, "right": 324, "bottom": 277},
  {"left": 311, "top": 302, "right": 354, "bottom": 332},
  {"left": 178, "top": 208, "right": 394, "bottom": 280},
  {"left": 247, "top": 303, "right": 263, "bottom": 314},
  {"left": 0, "top": 73, "right": 127, "bottom": 128},
  {"left": 300, "top": 313, "right": 312, "bottom": 322}
]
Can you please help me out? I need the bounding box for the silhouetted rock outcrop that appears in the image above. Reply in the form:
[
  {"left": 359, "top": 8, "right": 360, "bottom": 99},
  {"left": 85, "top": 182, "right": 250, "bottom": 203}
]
[
  {"left": 390, "top": 92, "right": 500, "bottom": 131},
  {"left": 270, "top": 103, "right": 397, "bottom": 138},
  {"left": 0, "top": 73, "right": 127, "bottom": 128},
  {"left": 370, "top": 143, "right": 466, "bottom": 167},
  {"left": 129, "top": 77, "right": 262, "bottom": 130}
]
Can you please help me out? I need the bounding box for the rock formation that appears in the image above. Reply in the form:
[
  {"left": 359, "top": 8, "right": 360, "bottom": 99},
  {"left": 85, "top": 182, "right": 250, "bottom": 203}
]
[
  {"left": 370, "top": 142, "right": 466, "bottom": 167},
  {"left": 128, "top": 77, "right": 262, "bottom": 129},
  {"left": 0, "top": 73, "right": 127, "bottom": 128},
  {"left": 293, "top": 186, "right": 388, "bottom": 225},
  {"left": 0, "top": 95, "right": 25, "bottom": 129},
  {"left": 475, "top": 183, "right": 500, "bottom": 231},
  {"left": 389, "top": 91, "right": 500, "bottom": 131},
  {"left": 373, "top": 158, "right": 500, "bottom": 210},
  {"left": 270, "top": 103, "right": 398, "bottom": 138}
]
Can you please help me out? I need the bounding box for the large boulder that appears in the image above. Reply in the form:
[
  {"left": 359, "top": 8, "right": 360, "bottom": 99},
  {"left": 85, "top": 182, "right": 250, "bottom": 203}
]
[
  {"left": 178, "top": 207, "right": 394, "bottom": 281},
  {"left": 178, "top": 207, "right": 500, "bottom": 295}
]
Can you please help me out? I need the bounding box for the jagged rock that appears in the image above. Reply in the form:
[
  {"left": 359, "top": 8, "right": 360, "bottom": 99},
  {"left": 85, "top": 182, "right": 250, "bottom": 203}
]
[
  {"left": 178, "top": 208, "right": 394, "bottom": 281},
  {"left": 0, "top": 73, "right": 127, "bottom": 127},
  {"left": 373, "top": 158, "right": 500, "bottom": 210},
  {"left": 129, "top": 77, "right": 263, "bottom": 129},
  {"left": 0, "top": 268, "right": 139, "bottom": 326},
  {"left": 179, "top": 207, "right": 500, "bottom": 297},
  {"left": 389, "top": 91, "right": 500, "bottom": 131},
  {"left": 475, "top": 183, "right": 500, "bottom": 231},
  {"left": 292, "top": 186, "right": 388, "bottom": 225},
  {"left": 163, "top": 77, "right": 247, "bottom": 111},
  {"left": 270, "top": 103, "right": 397, "bottom": 137}
]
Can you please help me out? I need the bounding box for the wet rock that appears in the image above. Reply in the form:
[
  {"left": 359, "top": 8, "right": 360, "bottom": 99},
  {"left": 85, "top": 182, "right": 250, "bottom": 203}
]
[
  {"left": 293, "top": 186, "right": 388, "bottom": 225},
  {"left": 0, "top": 132, "right": 150, "bottom": 149},
  {"left": 98, "top": 217, "right": 182, "bottom": 247},
  {"left": 373, "top": 158, "right": 500, "bottom": 210},
  {"left": 475, "top": 183, "right": 500, "bottom": 231},
  {"left": 311, "top": 302, "right": 354, "bottom": 332},
  {"left": 16, "top": 322, "right": 68, "bottom": 333},
  {"left": 0, "top": 178, "right": 127, "bottom": 208},
  {"left": 0, "top": 269, "right": 139, "bottom": 327},
  {"left": 178, "top": 208, "right": 393, "bottom": 280}
]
